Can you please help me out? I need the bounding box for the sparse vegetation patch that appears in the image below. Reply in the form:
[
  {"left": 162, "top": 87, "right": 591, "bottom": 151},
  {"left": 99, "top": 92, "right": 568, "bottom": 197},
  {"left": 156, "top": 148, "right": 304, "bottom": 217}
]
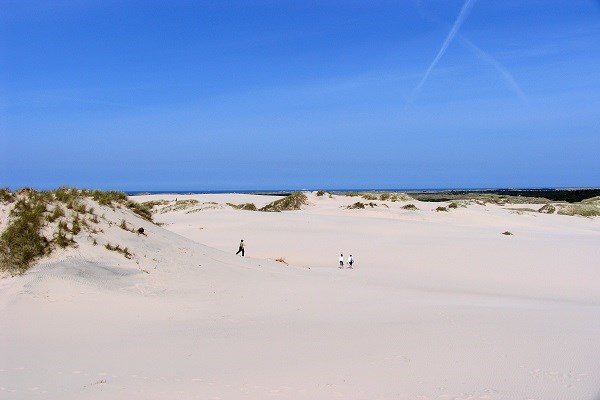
[
  {"left": 557, "top": 204, "right": 600, "bottom": 217},
  {"left": 104, "top": 243, "right": 133, "bottom": 259},
  {"left": 537, "top": 204, "right": 556, "bottom": 214},
  {"left": 508, "top": 208, "right": 537, "bottom": 215},
  {"left": 227, "top": 203, "right": 258, "bottom": 211},
  {"left": 259, "top": 192, "right": 308, "bottom": 212},
  {"left": 347, "top": 202, "right": 365, "bottom": 209},
  {"left": 402, "top": 204, "right": 418, "bottom": 210},
  {"left": 0, "top": 188, "right": 15, "bottom": 203},
  {"left": 0, "top": 194, "right": 51, "bottom": 273},
  {"left": 0, "top": 188, "right": 152, "bottom": 273}
]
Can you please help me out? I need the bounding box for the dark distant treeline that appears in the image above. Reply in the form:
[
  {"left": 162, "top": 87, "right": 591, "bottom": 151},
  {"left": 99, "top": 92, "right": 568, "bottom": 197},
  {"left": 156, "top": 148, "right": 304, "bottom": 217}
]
[{"left": 411, "top": 189, "right": 600, "bottom": 203}]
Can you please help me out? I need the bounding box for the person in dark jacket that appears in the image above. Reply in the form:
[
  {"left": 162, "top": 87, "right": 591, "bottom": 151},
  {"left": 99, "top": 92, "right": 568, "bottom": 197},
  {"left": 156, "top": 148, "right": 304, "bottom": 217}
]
[{"left": 236, "top": 240, "right": 245, "bottom": 256}]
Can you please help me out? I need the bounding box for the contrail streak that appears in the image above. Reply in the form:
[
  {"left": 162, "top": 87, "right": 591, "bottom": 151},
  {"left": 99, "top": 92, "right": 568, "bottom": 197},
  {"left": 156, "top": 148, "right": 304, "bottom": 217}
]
[
  {"left": 411, "top": 0, "right": 526, "bottom": 102},
  {"left": 457, "top": 35, "right": 527, "bottom": 101},
  {"left": 409, "top": 0, "right": 476, "bottom": 103}
]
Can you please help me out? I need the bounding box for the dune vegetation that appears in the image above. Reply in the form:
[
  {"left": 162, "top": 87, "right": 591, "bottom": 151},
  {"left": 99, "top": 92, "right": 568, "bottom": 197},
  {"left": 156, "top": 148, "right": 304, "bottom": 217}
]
[
  {"left": 259, "top": 192, "right": 308, "bottom": 212},
  {"left": 0, "top": 187, "right": 152, "bottom": 274}
]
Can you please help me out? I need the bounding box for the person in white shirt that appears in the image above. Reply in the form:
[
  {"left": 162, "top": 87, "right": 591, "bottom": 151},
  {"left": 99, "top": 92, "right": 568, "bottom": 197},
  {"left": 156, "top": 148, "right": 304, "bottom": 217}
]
[
  {"left": 339, "top": 254, "right": 344, "bottom": 268},
  {"left": 347, "top": 255, "right": 354, "bottom": 269}
]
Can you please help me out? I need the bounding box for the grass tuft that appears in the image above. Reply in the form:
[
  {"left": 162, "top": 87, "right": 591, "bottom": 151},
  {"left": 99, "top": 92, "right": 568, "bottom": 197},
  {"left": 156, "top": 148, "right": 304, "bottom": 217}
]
[
  {"left": 0, "top": 188, "right": 15, "bottom": 203},
  {"left": 347, "top": 202, "right": 365, "bottom": 209},
  {"left": 105, "top": 243, "right": 133, "bottom": 259},
  {"left": 126, "top": 200, "right": 153, "bottom": 221},
  {"left": 227, "top": 202, "right": 258, "bottom": 211}
]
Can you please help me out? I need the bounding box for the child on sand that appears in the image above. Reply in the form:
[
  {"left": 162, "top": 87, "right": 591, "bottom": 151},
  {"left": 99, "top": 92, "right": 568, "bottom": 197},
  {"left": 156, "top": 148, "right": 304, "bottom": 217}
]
[
  {"left": 339, "top": 254, "right": 344, "bottom": 268},
  {"left": 347, "top": 254, "right": 354, "bottom": 269}
]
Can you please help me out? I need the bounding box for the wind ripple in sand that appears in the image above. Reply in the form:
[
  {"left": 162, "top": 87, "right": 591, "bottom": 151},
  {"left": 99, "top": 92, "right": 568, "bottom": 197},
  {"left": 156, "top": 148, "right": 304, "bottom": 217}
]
[{"left": 24, "top": 257, "right": 141, "bottom": 291}]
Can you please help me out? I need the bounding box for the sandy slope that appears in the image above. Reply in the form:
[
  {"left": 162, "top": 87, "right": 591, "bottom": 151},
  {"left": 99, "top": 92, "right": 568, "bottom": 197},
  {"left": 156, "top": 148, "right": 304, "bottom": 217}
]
[{"left": 1, "top": 192, "right": 599, "bottom": 399}]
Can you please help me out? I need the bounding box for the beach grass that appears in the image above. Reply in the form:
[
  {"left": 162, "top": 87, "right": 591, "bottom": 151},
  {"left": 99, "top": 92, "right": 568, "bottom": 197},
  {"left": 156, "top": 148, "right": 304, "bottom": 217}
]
[
  {"left": 260, "top": 192, "right": 308, "bottom": 212},
  {"left": 0, "top": 188, "right": 151, "bottom": 274}
]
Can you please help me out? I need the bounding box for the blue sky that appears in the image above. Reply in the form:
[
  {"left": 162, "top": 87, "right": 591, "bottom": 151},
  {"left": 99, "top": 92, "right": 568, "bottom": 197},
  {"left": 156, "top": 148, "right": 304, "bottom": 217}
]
[{"left": 1, "top": 0, "right": 599, "bottom": 190}]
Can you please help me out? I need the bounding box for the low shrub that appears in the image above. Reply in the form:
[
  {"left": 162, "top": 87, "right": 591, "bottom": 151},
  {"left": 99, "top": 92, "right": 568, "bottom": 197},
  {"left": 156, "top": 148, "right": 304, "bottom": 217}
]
[
  {"left": 347, "top": 202, "right": 365, "bottom": 209},
  {"left": 436, "top": 206, "right": 448, "bottom": 212},
  {"left": 402, "top": 204, "right": 418, "bottom": 210}
]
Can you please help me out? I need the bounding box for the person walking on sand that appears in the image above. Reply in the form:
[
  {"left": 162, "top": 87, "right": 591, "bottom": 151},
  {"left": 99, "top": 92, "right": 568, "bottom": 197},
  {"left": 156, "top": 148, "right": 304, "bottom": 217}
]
[
  {"left": 339, "top": 254, "right": 344, "bottom": 269},
  {"left": 236, "top": 240, "right": 245, "bottom": 256},
  {"left": 347, "top": 254, "right": 354, "bottom": 269}
]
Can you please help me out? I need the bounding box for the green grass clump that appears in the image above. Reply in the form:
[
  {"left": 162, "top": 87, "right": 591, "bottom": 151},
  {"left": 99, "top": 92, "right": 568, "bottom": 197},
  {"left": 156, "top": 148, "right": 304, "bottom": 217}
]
[
  {"left": 53, "top": 187, "right": 80, "bottom": 204},
  {"left": 87, "top": 190, "right": 128, "bottom": 206},
  {"left": 54, "top": 222, "right": 75, "bottom": 248},
  {"left": 126, "top": 200, "right": 153, "bottom": 221},
  {"left": 0, "top": 188, "right": 15, "bottom": 203},
  {"left": 104, "top": 243, "right": 133, "bottom": 259},
  {"left": 361, "top": 193, "right": 379, "bottom": 201},
  {"left": 436, "top": 206, "right": 448, "bottom": 212},
  {"left": 70, "top": 214, "right": 82, "bottom": 235},
  {"left": 316, "top": 190, "right": 326, "bottom": 197},
  {"left": 46, "top": 205, "right": 65, "bottom": 222},
  {"left": 0, "top": 195, "right": 51, "bottom": 273},
  {"left": 259, "top": 192, "right": 308, "bottom": 212}
]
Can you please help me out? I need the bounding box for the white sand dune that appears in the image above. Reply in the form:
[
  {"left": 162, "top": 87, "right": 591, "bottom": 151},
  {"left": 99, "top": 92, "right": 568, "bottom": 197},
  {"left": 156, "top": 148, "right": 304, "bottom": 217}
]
[{"left": 1, "top": 192, "right": 599, "bottom": 399}]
